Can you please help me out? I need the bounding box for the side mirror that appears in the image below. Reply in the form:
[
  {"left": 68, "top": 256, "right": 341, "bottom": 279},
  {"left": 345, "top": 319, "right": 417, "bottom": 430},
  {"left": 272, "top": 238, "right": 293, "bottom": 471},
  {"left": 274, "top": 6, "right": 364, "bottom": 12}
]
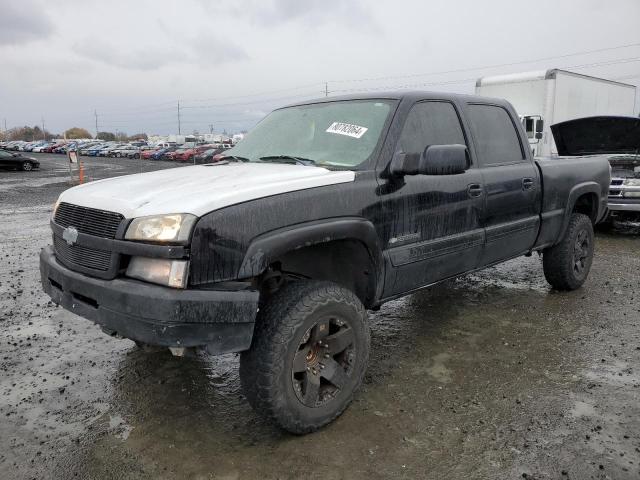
[
  {"left": 389, "top": 144, "right": 469, "bottom": 176},
  {"left": 419, "top": 144, "right": 469, "bottom": 175}
]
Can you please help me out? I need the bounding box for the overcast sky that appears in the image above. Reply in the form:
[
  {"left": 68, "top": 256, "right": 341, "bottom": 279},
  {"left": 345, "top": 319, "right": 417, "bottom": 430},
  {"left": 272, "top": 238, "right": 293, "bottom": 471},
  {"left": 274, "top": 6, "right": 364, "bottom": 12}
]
[{"left": 1, "top": 0, "right": 639, "bottom": 136}]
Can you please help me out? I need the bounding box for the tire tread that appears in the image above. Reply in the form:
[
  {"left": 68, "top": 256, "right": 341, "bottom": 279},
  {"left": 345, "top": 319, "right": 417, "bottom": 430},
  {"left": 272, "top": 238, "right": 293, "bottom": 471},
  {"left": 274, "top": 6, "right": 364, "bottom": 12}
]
[{"left": 240, "top": 281, "right": 369, "bottom": 434}]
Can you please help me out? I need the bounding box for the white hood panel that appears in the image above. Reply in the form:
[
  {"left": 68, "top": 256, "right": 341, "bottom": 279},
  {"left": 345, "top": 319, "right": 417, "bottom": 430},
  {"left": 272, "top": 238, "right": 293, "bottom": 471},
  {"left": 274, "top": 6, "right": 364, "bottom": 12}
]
[{"left": 59, "top": 163, "right": 355, "bottom": 218}]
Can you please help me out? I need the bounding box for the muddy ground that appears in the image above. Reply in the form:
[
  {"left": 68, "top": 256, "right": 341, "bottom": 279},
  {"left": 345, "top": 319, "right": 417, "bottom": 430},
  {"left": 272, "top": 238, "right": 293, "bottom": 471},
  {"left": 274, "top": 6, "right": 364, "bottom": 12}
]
[{"left": 1, "top": 153, "right": 639, "bottom": 480}]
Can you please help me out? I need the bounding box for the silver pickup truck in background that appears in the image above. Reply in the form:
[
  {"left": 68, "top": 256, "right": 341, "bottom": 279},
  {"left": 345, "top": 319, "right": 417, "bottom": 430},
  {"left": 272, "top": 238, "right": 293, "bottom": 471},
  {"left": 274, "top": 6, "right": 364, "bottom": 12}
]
[{"left": 552, "top": 116, "right": 640, "bottom": 222}]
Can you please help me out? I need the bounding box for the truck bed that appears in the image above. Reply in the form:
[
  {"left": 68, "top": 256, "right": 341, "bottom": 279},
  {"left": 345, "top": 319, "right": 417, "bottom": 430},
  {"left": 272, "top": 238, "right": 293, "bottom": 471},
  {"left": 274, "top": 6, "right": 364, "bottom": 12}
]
[{"left": 534, "top": 155, "right": 610, "bottom": 249}]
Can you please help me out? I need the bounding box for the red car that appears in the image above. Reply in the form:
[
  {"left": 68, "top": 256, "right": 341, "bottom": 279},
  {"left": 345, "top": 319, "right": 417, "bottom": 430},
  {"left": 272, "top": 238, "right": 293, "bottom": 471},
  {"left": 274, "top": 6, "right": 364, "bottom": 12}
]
[
  {"left": 174, "top": 145, "right": 214, "bottom": 162},
  {"left": 141, "top": 148, "right": 160, "bottom": 160},
  {"left": 43, "top": 142, "right": 66, "bottom": 153}
]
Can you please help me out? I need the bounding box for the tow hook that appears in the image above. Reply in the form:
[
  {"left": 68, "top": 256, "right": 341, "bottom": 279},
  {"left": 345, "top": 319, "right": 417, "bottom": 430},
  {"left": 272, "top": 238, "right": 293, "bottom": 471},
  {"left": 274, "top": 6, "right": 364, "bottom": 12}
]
[{"left": 169, "top": 347, "right": 198, "bottom": 357}]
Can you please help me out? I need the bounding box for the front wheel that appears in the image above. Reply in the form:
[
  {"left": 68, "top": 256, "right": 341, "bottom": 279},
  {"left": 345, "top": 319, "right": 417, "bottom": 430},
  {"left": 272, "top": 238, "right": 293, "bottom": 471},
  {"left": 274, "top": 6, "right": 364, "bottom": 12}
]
[
  {"left": 543, "top": 213, "right": 594, "bottom": 290},
  {"left": 240, "top": 281, "right": 370, "bottom": 434},
  {"left": 22, "top": 161, "right": 33, "bottom": 171}
]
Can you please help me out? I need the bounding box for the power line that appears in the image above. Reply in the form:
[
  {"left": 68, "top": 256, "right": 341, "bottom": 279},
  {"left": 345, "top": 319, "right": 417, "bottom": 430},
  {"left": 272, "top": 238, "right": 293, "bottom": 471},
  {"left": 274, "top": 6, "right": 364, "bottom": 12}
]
[
  {"left": 328, "top": 41, "right": 640, "bottom": 85},
  {"left": 330, "top": 56, "right": 640, "bottom": 94},
  {"left": 179, "top": 82, "right": 325, "bottom": 104},
  {"left": 94, "top": 83, "right": 326, "bottom": 115},
  {"left": 179, "top": 91, "right": 322, "bottom": 110}
]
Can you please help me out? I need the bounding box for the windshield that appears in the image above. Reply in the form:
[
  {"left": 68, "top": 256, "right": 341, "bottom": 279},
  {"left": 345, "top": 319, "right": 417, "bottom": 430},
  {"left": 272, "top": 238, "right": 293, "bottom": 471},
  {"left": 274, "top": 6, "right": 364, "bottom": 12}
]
[{"left": 226, "top": 99, "right": 394, "bottom": 168}]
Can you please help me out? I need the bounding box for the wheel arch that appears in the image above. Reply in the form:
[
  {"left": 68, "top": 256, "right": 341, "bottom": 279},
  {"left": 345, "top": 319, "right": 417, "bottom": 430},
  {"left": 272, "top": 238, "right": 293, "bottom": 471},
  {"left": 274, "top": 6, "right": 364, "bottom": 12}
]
[
  {"left": 556, "top": 182, "right": 601, "bottom": 243},
  {"left": 238, "top": 217, "right": 383, "bottom": 308}
]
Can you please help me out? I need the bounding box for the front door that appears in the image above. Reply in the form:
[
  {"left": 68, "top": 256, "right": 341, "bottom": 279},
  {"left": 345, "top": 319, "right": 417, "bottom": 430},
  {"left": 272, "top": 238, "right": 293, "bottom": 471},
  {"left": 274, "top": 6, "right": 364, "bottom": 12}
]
[{"left": 379, "top": 100, "right": 485, "bottom": 298}]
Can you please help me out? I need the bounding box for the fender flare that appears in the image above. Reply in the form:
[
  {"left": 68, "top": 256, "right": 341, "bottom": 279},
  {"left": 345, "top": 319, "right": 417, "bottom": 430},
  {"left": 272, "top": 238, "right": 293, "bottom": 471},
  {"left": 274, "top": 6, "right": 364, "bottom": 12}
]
[
  {"left": 557, "top": 181, "right": 601, "bottom": 243},
  {"left": 238, "top": 216, "right": 383, "bottom": 290}
]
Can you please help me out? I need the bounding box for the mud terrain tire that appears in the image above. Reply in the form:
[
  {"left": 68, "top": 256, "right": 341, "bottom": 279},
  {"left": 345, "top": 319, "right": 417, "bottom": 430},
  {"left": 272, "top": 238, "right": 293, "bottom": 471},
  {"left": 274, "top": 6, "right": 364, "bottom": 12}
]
[
  {"left": 240, "top": 281, "right": 370, "bottom": 434},
  {"left": 543, "top": 213, "right": 594, "bottom": 291}
]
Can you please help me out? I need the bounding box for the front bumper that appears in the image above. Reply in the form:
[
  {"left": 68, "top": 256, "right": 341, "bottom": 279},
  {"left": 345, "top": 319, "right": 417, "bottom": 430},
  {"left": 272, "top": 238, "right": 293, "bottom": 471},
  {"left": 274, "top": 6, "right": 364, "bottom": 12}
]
[
  {"left": 608, "top": 200, "right": 640, "bottom": 212},
  {"left": 40, "top": 246, "right": 259, "bottom": 353}
]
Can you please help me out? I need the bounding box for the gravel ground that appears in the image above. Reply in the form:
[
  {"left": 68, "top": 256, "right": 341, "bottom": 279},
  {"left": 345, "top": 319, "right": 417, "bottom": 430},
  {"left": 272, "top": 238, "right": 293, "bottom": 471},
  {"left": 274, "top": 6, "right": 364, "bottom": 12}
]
[{"left": 1, "top": 153, "right": 639, "bottom": 479}]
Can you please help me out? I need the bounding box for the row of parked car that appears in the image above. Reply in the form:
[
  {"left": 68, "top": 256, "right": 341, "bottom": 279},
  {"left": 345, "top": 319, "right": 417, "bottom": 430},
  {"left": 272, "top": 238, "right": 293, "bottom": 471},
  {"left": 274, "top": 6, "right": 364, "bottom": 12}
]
[
  {"left": 139, "top": 143, "right": 233, "bottom": 163},
  {"left": 0, "top": 140, "right": 234, "bottom": 164},
  {"left": 0, "top": 140, "right": 76, "bottom": 153}
]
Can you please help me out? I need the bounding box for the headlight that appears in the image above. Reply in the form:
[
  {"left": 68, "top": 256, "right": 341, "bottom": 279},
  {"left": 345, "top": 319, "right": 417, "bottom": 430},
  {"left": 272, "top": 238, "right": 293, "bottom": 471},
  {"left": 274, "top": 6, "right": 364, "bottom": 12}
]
[
  {"left": 623, "top": 178, "right": 640, "bottom": 186},
  {"left": 126, "top": 257, "right": 189, "bottom": 288},
  {"left": 125, "top": 213, "right": 196, "bottom": 242},
  {"left": 52, "top": 199, "right": 61, "bottom": 219}
]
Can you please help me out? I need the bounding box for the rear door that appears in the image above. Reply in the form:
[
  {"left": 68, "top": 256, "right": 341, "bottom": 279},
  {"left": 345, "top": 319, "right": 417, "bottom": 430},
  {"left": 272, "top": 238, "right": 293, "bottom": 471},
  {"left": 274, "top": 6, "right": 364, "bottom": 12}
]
[
  {"left": 380, "top": 99, "right": 485, "bottom": 297},
  {"left": 464, "top": 103, "right": 541, "bottom": 266}
]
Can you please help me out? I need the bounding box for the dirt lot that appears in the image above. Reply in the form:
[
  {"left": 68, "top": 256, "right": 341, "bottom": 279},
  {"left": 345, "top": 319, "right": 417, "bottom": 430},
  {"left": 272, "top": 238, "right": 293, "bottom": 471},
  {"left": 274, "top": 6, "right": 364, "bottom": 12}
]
[{"left": 1, "top": 153, "right": 639, "bottom": 479}]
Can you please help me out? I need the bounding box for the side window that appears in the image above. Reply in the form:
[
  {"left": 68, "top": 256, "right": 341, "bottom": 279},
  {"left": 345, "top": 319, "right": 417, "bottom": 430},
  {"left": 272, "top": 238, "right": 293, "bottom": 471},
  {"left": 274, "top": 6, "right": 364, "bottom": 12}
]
[
  {"left": 398, "top": 101, "right": 466, "bottom": 162},
  {"left": 467, "top": 104, "right": 524, "bottom": 166},
  {"left": 524, "top": 117, "right": 534, "bottom": 139}
]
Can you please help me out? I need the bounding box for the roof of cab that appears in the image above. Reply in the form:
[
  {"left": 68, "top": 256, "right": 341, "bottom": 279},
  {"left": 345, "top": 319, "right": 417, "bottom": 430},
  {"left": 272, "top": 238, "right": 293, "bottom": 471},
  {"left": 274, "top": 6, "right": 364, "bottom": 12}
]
[{"left": 282, "top": 90, "right": 512, "bottom": 108}]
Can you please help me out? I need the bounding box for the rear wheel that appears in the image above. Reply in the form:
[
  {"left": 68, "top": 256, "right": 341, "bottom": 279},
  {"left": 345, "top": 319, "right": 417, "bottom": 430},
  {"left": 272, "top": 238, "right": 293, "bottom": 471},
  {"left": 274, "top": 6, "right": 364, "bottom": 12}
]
[
  {"left": 22, "top": 161, "right": 33, "bottom": 171},
  {"left": 240, "top": 281, "right": 370, "bottom": 434},
  {"left": 543, "top": 213, "right": 594, "bottom": 290}
]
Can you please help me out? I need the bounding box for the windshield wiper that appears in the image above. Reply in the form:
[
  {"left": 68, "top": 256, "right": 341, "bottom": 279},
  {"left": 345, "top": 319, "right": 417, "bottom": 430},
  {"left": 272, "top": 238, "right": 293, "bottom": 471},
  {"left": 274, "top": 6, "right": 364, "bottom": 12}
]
[
  {"left": 259, "top": 155, "right": 316, "bottom": 166},
  {"left": 217, "top": 155, "right": 250, "bottom": 163}
]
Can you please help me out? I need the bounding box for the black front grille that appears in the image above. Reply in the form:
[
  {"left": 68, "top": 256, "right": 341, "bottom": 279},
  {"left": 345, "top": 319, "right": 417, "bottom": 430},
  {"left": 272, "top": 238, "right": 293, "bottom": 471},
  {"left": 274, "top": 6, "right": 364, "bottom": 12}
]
[
  {"left": 611, "top": 179, "right": 624, "bottom": 186},
  {"left": 54, "top": 202, "right": 123, "bottom": 239},
  {"left": 53, "top": 235, "right": 112, "bottom": 271}
]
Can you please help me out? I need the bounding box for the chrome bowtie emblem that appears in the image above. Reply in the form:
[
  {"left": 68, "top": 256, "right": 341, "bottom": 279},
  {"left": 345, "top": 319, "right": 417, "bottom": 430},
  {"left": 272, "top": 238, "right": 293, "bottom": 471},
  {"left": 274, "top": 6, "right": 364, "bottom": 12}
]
[{"left": 62, "top": 226, "right": 79, "bottom": 246}]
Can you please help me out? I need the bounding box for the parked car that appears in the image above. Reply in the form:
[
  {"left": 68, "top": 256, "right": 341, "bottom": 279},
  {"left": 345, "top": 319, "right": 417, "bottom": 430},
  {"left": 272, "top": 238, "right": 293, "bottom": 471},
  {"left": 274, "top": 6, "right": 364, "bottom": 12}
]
[
  {"left": 173, "top": 145, "right": 212, "bottom": 162},
  {"left": 0, "top": 149, "right": 40, "bottom": 171},
  {"left": 141, "top": 147, "right": 161, "bottom": 160},
  {"left": 7, "top": 141, "right": 26, "bottom": 151},
  {"left": 193, "top": 146, "right": 229, "bottom": 164},
  {"left": 86, "top": 144, "right": 111, "bottom": 156},
  {"left": 106, "top": 144, "right": 132, "bottom": 158},
  {"left": 25, "top": 141, "right": 47, "bottom": 152},
  {"left": 79, "top": 142, "right": 104, "bottom": 155},
  {"left": 153, "top": 146, "right": 179, "bottom": 160},
  {"left": 122, "top": 146, "right": 143, "bottom": 159},
  {"left": 40, "top": 92, "right": 610, "bottom": 434},
  {"left": 43, "top": 142, "right": 66, "bottom": 153},
  {"left": 53, "top": 143, "right": 71, "bottom": 154}
]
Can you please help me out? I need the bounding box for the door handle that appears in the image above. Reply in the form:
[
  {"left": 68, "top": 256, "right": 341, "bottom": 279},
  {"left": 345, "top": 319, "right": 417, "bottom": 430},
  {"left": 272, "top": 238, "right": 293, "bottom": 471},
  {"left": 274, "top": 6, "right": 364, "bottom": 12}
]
[
  {"left": 522, "top": 178, "right": 534, "bottom": 190},
  {"left": 467, "top": 183, "right": 483, "bottom": 198}
]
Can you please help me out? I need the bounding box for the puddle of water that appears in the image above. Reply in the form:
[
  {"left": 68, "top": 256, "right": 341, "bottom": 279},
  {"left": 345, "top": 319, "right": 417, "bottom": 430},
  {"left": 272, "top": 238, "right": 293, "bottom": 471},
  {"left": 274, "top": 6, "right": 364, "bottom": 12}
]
[
  {"left": 570, "top": 400, "right": 596, "bottom": 418},
  {"left": 109, "top": 414, "right": 134, "bottom": 441}
]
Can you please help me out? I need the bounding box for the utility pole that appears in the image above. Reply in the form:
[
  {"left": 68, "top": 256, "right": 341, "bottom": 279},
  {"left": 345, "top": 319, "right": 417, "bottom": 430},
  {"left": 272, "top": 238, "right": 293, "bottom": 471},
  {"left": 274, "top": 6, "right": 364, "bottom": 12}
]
[
  {"left": 42, "top": 117, "right": 46, "bottom": 140},
  {"left": 177, "top": 101, "right": 181, "bottom": 135},
  {"left": 324, "top": 82, "right": 329, "bottom": 97},
  {"left": 209, "top": 124, "right": 214, "bottom": 134},
  {"left": 94, "top": 110, "right": 99, "bottom": 139}
]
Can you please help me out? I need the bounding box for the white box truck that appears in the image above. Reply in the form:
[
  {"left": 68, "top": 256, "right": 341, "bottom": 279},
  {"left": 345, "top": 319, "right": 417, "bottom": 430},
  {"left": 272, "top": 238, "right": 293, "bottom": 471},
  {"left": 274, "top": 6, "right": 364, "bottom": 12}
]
[{"left": 475, "top": 69, "right": 637, "bottom": 157}]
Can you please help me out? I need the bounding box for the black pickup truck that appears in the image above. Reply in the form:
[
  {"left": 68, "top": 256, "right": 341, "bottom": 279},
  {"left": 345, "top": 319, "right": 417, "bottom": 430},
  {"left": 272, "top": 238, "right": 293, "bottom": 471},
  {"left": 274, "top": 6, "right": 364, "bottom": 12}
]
[{"left": 40, "top": 92, "right": 610, "bottom": 434}]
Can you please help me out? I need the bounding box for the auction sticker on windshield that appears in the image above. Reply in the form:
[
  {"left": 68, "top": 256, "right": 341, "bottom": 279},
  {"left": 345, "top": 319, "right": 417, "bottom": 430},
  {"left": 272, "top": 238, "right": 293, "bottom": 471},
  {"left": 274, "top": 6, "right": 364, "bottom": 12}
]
[{"left": 326, "top": 122, "right": 368, "bottom": 139}]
